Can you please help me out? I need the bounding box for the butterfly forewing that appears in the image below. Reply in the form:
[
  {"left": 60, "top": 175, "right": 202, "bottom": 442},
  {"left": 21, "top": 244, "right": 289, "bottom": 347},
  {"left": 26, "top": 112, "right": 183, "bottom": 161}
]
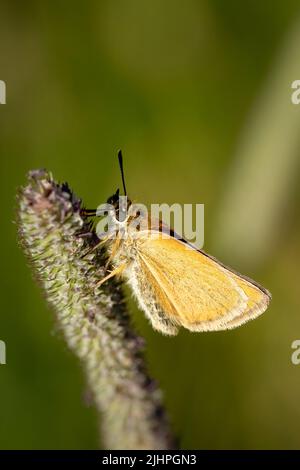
[{"left": 134, "top": 234, "right": 270, "bottom": 332}]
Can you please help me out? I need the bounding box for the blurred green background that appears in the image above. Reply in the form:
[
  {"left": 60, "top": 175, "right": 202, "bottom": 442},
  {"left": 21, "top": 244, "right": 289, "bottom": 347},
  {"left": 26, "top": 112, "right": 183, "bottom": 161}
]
[{"left": 1, "top": 0, "right": 300, "bottom": 449}]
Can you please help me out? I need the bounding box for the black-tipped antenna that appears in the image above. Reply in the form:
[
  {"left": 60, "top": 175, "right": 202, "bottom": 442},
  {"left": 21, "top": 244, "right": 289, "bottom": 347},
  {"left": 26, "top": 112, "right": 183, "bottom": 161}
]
[{"left": 118, "top": 150, "right": 127, "bottom": 196}]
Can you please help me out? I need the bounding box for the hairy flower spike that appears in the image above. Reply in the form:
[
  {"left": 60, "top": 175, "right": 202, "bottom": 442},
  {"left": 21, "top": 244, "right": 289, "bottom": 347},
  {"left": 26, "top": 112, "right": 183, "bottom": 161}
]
[{"left": 17, "top": 170, "right": 175, "bottom": 450}]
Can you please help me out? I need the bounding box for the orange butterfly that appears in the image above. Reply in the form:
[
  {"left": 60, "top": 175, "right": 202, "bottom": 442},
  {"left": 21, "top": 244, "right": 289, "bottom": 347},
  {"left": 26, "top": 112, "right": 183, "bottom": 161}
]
[{"left": 84, "top": 152, "right": 271, "bottom": 336}]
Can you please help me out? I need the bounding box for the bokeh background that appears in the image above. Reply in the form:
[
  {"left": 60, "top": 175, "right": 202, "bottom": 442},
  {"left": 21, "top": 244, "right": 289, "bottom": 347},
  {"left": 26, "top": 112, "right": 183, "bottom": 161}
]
[{"left": 1, "top": 0, "right": 300, "bottom": 449}]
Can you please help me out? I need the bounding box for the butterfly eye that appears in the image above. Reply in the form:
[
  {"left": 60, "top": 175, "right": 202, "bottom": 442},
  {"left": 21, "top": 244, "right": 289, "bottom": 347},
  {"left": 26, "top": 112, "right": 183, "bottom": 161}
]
[{"left": 106, "top": 188, "right": 120, "bottom": 206}]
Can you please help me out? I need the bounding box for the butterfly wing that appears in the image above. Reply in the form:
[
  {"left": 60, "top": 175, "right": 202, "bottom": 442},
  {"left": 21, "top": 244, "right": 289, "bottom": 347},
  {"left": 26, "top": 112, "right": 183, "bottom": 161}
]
[
  {"left": 132, "top": 234, "right": 270, "bottom": 333},
  {"left": 217, "top": 271, "right": 271, "bottom": 330}
]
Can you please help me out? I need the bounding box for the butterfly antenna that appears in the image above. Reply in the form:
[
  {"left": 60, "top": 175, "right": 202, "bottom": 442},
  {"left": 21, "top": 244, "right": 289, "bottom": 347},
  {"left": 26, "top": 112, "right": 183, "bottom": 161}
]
[{"left": 118, "top": 149, "right": 127, "bottom": 196}]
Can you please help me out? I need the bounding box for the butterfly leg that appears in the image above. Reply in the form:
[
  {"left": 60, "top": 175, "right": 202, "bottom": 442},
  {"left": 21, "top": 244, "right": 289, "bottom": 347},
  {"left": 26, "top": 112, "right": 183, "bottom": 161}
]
[
  {"left": 80, "top": 234, "right": 112, "bottom": 259},
  {"left": 75, "top": 230, "right": 94, "bottom": 239},
  {"left": 80, "top": 208, "right": 97, "bottom": 217},
  {"left": 96, "top": 262, "right": 127, "bottom": 287},
  {"left": 104, "top": 237, "right": 121, "bottom": 271}
]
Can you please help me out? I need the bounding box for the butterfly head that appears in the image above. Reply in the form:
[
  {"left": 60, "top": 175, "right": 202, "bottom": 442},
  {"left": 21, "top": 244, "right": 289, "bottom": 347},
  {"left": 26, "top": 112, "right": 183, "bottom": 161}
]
[
  {"left": 106, "top": 188, "right": 120, "bottom": 207},
  {"left": 106, "top": 188, "right": 132, "bottom": 222}
]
